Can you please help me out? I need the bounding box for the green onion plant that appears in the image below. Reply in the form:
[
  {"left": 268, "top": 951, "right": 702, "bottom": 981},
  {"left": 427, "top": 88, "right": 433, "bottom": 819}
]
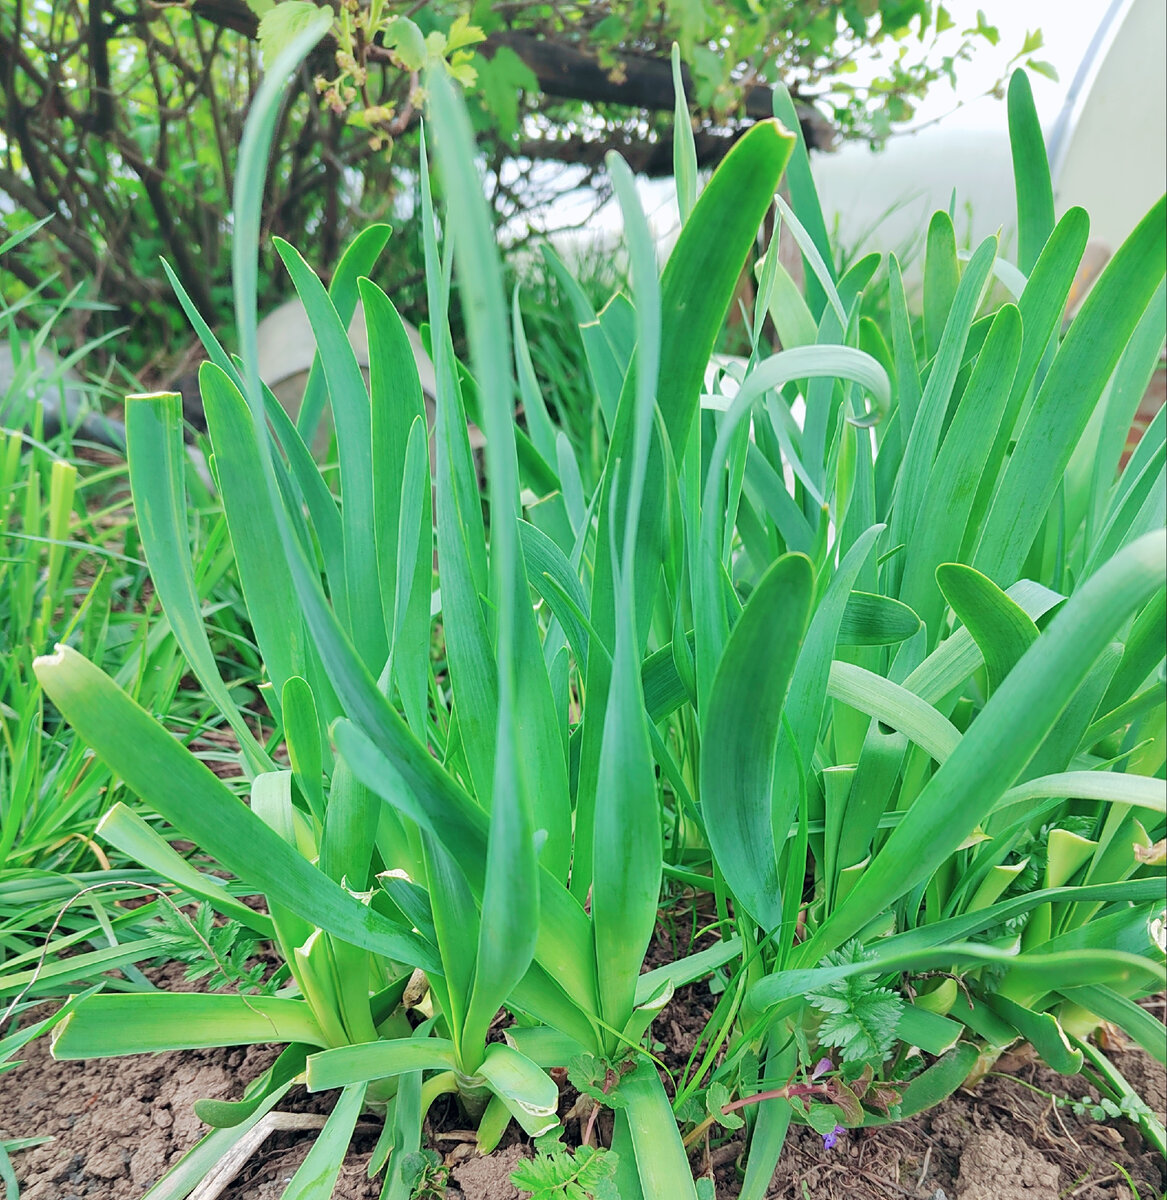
[{"left": 30, "top": 22, "right": 1165, "bottom": 1198}]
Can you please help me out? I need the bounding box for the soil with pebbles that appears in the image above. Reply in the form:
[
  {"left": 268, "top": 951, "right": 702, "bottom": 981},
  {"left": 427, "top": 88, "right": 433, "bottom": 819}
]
[{"left": 3, "top": 977, "right": 1163, "bottom": 1200}]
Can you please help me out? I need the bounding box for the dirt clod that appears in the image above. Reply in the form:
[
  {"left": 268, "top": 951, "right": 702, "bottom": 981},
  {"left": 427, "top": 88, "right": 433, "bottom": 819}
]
[
  {"left": 954, "top": 1129, "right": 1058, "bottom": 1199},
  {"left": 449, "top": 1143, "right": 531, "bottom": 1200}
]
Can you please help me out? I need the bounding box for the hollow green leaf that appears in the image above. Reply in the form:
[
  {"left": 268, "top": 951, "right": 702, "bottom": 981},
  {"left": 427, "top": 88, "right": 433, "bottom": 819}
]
[
  {"left": 885, "top": 880, "right": 1166, "bottom": 963},
  {"left": 923, "top": 211, "right": 960, "bottom": 362},
  {"left": 95, "top": 804, "right": 274, "bottom": 936},
  {"left": 701, "top": 553, "right": 814, "bottom": 931},
  {"left": 894, "top": 1004, "right": 964, "bottom": 1056},
  {"left": 975, "top": 198, "right": 1167, "bottom": 583},
  {"left": 617, "top": 1059, "right": 699, "bottom": 1200},
  {"left": 887, "top": 254, "right": 922, "bottom": 437},
  {"left": 319, "top": 757, "right": 378, "bottom": 892},
  {"left": 1083, "top": 442, "right": 1166, "bottom": 579},
  {"left": 903, "top": 579, "right": 1064, "bottom": 704},
  {"left": 890, "top": 236, "right": 997, "bottom": 581},
  {"left": 512, "top": 287, "right": 558, "bottom": 467},
  {"left": 33, "top": 647, "right": 439, "bottom": 973},
  {"left": 993, "top": 771, "right": 1165, "bottom": 818},
  {"left": 0, "top": 986, "right": 102, "bottom": 1065},
  {"left": 1007, "top": 70, "right": 1055, "bottom": 275},
  {"left": 671, "top": 44, "right": 697, "bottom": 225},
  {"left": 503, "top": 1026, "right": 591, "bottom": 1068},
  {"left": 297, "top": 222, "right": 392, "bottom": 442},
  {"left": 361, "top": 279, "right": 433, "bottom": 736},
  {"left": 981, "top": 994, "right": 1082, "bottom": 1074},
  {"left": 900, "top": 305, "right": 1023, "bottom": 638},
  {"left": 274, "top": 238, "right": 386, "bottom": 670},
  {"left": 827, "top": 661, "right": 961, "bottom": 764},
  {"left": 592, "top": 602, "right": 659, "bottom": 1044},
  {"left": 773, "top": 195, "right": 846, "bottom": 329},
  {"left": 125, "top": 393, "right": 272, "bottom": 773},
  {"left": 935, "top": 563, "right": 1039, "bottom": 694},
  {"left": 477, "top": 1042, "right": 559, "bottom": 1137},
  {"left": 282, "top": 676, "right": 325, "bottom": 823},
  {"left": 519, "top": 519, "right": 592, "bottom": 671},
  {"left": 808, "top": 530, "right": 1167, "bottom": 960},
  {"left": 52, "top": 993, "right": 328, "bottom": 1058},
  {"left": 757, "top": 249, "right": 817, "bottom": 350},
  {"left": 837, "top": 591, "right": 921, "bottom": 646},
  {"left": 282, "top": 1082, "right": 368, "bottom": 1200},
  {"left": 306, "top": 1038, "right": 458, "bottom": 1091},
  {"left": 1061, "top": 986, "right": 1167, "bottom": 1065},
  {"left": 964, "top": 208, "right": 1089, "bottom": 558},
  {"left": 1087, "top": 281, "right": 1167, "bottom": 546},
  {"left": 194, "top": 1044, "right": 310, "bottom": 1128},
  {"left": 772, "top": 84, "right": 835, "bottom": 319},
  {"left": 754, "top": 943, "right": 1163, "bottom": 1015}
]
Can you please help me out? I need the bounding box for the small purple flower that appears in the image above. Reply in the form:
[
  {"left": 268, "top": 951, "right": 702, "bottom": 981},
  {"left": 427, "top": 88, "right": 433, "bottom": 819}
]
[
  {"left": 822, "top": 1124, "right": 845, "bottom": 1151},
  {"left": 811, "top": 1057, "right": 833, "bottom": 1081}
]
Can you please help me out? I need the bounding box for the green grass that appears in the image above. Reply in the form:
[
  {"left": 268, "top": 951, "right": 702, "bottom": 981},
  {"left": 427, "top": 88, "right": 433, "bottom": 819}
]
[{"left": 0, "top": 221, "right": 292, "bottom": 1048}]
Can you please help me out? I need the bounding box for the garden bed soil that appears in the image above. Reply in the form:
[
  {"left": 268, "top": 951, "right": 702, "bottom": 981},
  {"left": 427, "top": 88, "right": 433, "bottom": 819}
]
[{"left": 3, "top": 981, "right": 1163, "bottom": 1200}]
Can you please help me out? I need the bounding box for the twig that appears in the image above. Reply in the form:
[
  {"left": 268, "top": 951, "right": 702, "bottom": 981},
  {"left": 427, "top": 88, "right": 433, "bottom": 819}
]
[
  {"left": 188, "top": 1112, "right": 327, "bottom": 1200},
  {"left": 1068, "top": 1172, "right": 1119, "bottom": 1198},
  {"left": 823, "top": 1162, "right": 919, "bottom": 1198},
  {"left": 1045, "top": 1095, "right": 1084, "bottom": 1158},
  {"left": 915, "top": 1144, "right": 932, "bottom": 1195}
]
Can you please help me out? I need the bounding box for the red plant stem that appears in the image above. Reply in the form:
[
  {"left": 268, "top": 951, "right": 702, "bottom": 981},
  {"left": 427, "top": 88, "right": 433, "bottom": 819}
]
[
  {"left": 681, "top": 1081, "right": 834, "bottom": 1148},
  {"left": 719, "top": 1082, "right": 829, "bottom": 1116}
]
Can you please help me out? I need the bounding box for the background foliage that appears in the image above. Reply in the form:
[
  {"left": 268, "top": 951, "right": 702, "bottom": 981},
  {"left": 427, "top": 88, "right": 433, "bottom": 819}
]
[{"left": 0, "top": 0, "right": 1041, "bottom": 382}]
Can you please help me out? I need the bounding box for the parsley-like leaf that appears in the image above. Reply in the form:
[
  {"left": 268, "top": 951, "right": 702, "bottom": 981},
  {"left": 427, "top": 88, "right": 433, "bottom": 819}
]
[
  {"left": 153, "top": 902, "right": 275, "bottom": 995},
  {"left": 807, "top": 939, "right": 904, "bottom": 1064},
  {"left": 510, "top": 1144, "right": 619, "bottom": 1200}
]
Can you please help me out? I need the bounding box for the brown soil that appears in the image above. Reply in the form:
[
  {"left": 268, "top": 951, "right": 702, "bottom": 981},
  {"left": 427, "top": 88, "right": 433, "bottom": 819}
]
[
  {"left": 2, "top": 980, "right": 1163, "bottom": 1199},
  {"left": 706, "top": 1050, "right": 1165, "bottom": 1199},
  {"left": 9, "top": 899, "right": 1159, "bottom": 1200}
]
